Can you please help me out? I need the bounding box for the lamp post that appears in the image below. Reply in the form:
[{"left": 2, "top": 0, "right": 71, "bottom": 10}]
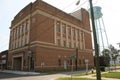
[{"left": 76, "top": 0, "right": 101, "bottom": 80}]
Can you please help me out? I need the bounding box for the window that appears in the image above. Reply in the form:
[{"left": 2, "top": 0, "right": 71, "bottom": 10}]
[
  {"left": 68, "top": 28, "right": 71, "bottom": 35},
  {"left": 16, "top": 27, "right": 19, "bottom": 38},
  {"left": 78, "top": 43, "right": 80, "bottom": 49},
  {"left": 21, "top": 24, "right": 24, "bottom": 34},
  {"left": 19, "top": 38, "right": 21, "bottom": 47},
  {"left": 74, "top": 42, "right": 76, "bottom": 48},
  {"left": 62, "top": 27, "right": 66, "bottom": 34},
  {"left": 15, "top": 28, "right": 17, "bottom": 39},
  {"left": 15, "top": 40, "right": 18, "bottom": 48},
  {"left": 56, "top": 26, "right": 60, "bottom": 33},
  {"left": 77, "top": 30, "right": 79, "bottom": 38},
  {"left": 56, "top": 21, "right": 60, "bottom": 32},
  {"left": 13, "top": 29, "right": 15, "bottom": 40},
  {"left": 25, "top": 35, "right": 28, "bottom": 45},
  {"left": 72, "top": 29, "right": 75, "bottom": 36},
  {"left": 69, "top": 42, "right": 71, "bottom": 48},
  {"left": 70, "top": 59, "right": 72, "bottom": 65},
  {"left": 25, "top": 20, "right": 29, "bottom": 32},
  {"left": 57, "top": 39, "right": 61, "bottom": 46},
  {"left": 17, "top": 40, "right": 19, "bottom": 48},
  {"left": 21, "top": 38, "right": 23, "bottom": 46},
  {"left": 14, "top": 41, "right": 16, "bottom": 49},
  {"left": 63, "top": 40, "right": 66, "bottom": 47},
  {"left": 58, "top": 58, "right": 61, "bottom": 66},
  {"left": 20, "top": 25, "right": 22, "bottom": 36},
  {"left": 22, "top": 36, "right": 25, "bottom": 46},
  {"left": 81, "top": 31, "right": 84, "bottom": 42},
  {"left": 18, "top": 27, "right": 20, "bottom": 37}
]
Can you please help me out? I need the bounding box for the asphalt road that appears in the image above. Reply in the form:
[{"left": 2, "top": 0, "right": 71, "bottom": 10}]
[
  {"left": 0, "top": 69, "right": 88, "bottom": 80},
  {"left": 0, "top": 67, "right": 120, "bottom": 80},
  {"left": 0, "top": 72, "right": 33, "bottom": 80},
  {"left": 0, "top": 72, "right": 70, "bottom": 80}
]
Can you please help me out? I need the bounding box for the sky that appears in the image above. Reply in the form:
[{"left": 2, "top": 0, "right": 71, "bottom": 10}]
[{"left": 0, "top": 0, "right": 120, "bottom": 52}]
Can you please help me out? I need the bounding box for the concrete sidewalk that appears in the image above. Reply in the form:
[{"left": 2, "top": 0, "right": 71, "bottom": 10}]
[
  {"left": 62, "top": 69, "right": 120, "bottom": 80},
  {"left": 0, "top": 70, "right": 40, "bottom": 75}
]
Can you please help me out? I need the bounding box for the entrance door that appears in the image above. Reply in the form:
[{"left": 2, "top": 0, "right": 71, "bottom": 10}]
[{"left": 13, "top": 57, "right": 22, "bottom": 70}]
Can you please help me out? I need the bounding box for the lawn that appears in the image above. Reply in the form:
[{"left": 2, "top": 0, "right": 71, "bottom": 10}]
[
  {"left": 56, "top": 77, "right": 95, "bottom": 80},
  {"left": 102, "top": 72, "right": 120, "bottom": 79},
  {"left": 74, "top": 72, "right": 94, "bottom": 76}
]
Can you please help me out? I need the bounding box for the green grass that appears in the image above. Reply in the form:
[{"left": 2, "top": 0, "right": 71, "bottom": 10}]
[
  {"left": 73, "top": 72, "right": 95, "bottom": 76},
  {"left": 56, "top": 77, "right": 95, "bottom": 80},
  {"left": 73, "top": 73, "right": 87, "bottom": 76},
  {"left": 102, "top": 72, "right": 120, "bottom": 79}
]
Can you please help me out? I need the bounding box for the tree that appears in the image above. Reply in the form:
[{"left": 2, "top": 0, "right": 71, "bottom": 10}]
[
  {"left": 109, "top": 45, "right": 120, "bottom": 70},
  {"left": 102, "top": 49, "right": 111, "bottom": 67}
]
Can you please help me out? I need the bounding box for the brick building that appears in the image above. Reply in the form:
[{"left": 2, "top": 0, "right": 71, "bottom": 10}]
[
  {"left": 0, "top": 50, "right": 8, "bottom": 70},
  {"left": 8, "top": 0, "right": 94, "bottom": 71}
]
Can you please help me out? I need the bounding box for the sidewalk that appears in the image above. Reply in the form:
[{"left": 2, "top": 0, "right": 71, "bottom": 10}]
[
  {"left": 1, "top": 69, "right": 120, "bottom": 80},
  {"left": 77, "top": 73, "right": 120, "bottom": 80},
  {"left": 0, "top": 69, "right": 40, "bottom": 75},
  {"left": 72, "top": 69, "right": 120, "bottom": 80},
  {"left": 52, "top": 69, "right": 120, "bottom": 80}
]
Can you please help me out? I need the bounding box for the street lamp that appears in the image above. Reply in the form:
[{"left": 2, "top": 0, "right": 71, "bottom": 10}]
[{"left": 76, "top": 0, "right": 101, "bottom": 80}]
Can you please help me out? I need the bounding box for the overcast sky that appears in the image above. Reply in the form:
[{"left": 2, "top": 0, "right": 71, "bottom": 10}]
[{"left": 0, "top": 0, "right": 120, "bottom": 51}]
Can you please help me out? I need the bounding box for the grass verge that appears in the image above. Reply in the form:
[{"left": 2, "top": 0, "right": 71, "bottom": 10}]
[
  {"left": 56, "top": 77, "right": 95, "bottom": 80},
  {"left": 102, "top": 72, "right": 120, "bottom": 79}
]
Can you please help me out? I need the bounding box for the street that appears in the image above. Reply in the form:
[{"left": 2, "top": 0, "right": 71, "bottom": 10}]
[
  {"left": 0, "top": 72, "right": 69, "bottom": 80},
  {"left": 0, "top": 70, "right": 87, "bottom": 80},
  {"left": 0, "top": 67, "right": 120, "bottom": 80}
]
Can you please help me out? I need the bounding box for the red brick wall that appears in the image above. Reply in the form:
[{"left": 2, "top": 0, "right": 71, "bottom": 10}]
[
  {"left": 81, "top": 8, "right": 91, "bottom": 31},
  {"left": 30, "top": 14, "right": 54, "bottom": 43},
  {"left": 34, "top": 45, "right": 94, "bottom": 71},
  {"left": 84, "top": 32, "right": 93, "bottom": 49}
]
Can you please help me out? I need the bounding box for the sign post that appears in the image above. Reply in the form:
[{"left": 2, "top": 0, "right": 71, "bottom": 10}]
[
  {"left": 27, "top": 50, "right": 32, "bottom": 71},
  {"left": 69, "top": 55, "right": 76, "bottom": 80},
  {"left": 85, "top": 59, "right": 89, "bottom": 75}
]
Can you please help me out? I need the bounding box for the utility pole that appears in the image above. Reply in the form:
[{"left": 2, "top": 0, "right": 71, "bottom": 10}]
[
  {"left": 89, "top": 0, "right": 101, "bottom": 80},
  {"left": 76, "top": 0, "right": 101, "bottom": 79}
]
